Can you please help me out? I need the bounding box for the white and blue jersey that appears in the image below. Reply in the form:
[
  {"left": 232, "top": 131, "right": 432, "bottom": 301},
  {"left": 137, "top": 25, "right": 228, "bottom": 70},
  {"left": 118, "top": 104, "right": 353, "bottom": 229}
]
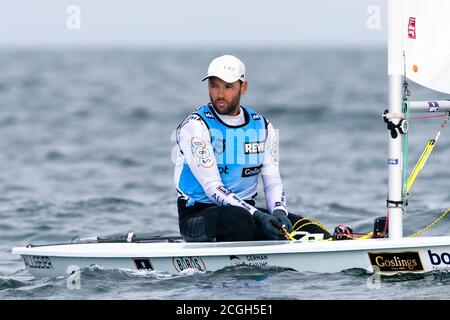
[{"left": 174, "top": 104, "right": 287, "bottom": 215}]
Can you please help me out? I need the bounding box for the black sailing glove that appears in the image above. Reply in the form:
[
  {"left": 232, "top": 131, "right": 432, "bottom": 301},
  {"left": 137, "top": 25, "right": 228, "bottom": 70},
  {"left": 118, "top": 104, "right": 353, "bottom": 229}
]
[
  {"left": 253, "top": 210, "right": 285, "bottom": 240},
  {"left": 272, "top": 209, "right": 294, "bottom": 233}
]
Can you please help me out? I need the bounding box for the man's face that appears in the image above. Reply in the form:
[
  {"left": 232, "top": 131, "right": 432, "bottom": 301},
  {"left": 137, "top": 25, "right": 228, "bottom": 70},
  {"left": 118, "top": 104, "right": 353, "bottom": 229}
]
[{"left": 208, "top": 77, "right": 247, "bottom": 116}]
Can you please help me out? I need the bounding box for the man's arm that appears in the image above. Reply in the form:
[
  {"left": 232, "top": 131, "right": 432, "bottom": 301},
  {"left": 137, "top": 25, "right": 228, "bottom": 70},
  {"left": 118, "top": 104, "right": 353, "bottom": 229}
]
[
  {"left": 177, "top": 114, "right": 258, "bottom": 214},
  {"left": 261, "top": 121, "right": 287, "bottom": 214}
]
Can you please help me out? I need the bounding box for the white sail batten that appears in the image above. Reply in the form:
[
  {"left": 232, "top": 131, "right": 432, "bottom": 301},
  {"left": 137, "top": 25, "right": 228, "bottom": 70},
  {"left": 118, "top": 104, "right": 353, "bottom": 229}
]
[{"left": 403, "top": 0, "right": 450, "bottom": 94}]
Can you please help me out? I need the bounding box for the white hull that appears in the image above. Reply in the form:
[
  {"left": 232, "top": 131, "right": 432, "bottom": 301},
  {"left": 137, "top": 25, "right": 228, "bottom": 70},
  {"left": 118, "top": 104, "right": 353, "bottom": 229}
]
[{"left": 11, "top": 236, "right": 450, "bottom": 277}]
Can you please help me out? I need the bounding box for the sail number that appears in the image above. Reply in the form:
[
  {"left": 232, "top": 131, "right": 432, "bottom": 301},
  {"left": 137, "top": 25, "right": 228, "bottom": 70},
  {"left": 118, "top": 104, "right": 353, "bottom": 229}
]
[{"left": 22, "top": 255, "right": 54, "bottom": 269}]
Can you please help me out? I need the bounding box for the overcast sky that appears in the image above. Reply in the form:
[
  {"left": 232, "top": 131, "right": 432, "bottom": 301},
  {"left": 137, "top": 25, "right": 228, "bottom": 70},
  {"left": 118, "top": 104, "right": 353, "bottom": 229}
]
[{"left": 0, "top": 0, "right": 387, "bottom": 48}]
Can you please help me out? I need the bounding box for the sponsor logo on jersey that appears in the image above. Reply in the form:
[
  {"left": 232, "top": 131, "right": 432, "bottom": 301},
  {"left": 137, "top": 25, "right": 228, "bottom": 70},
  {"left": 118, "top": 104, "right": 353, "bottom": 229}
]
[
  {"left": 243, "top": 141, "right": 265, "bottom": 154},
  {"left": 172, "top": 257, "right": 206, "bottom": 272},
  {"left": 211, "top": 192, "right": 226, "bottom": 205},
  {"left": 217, "top": 185, "right": 232, "bottom": 196},
  {"left": 251, "top": 113, "right": 261, "bottom": 120},
  {"left": 241, "top": 165, "right": 262, "bottom": 177},
  {"left": 368, "top": 251, "right": 424, "bottom": 272},
  {"left": 179, "top": 114, "right": 203, "bottom": 129},
  {"left": 191, "top": 137, "right": 214, "bottom": 168},
  {"left": 204, "top": 111, "right": 215, "bottom": 119},
  {"left": 218, "top": 165, "right": 229, "bottom": 174},
  {"left": 230, "top": 195, "right": 253, "bottom": 211},
  {"left": 271, "top": 131, "right": 279, "bottom": 166}
]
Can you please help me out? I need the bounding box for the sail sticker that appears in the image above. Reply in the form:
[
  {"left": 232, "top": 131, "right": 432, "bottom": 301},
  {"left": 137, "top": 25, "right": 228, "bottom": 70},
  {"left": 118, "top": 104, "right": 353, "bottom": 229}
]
[
  {"left": 427, "top": 250, "right": 450, "bottom": 272},
  {"left": 368, "top": 251, "right": 424, "bottom": 272},
  {"left": 408, "top": 17, "right": 416, "bottom": 39},
  {"left": 388, "top": 158, "right": 399, "bottom": 165},
  {"left": 172, "top": 257, "right": 206, "bottom": 272},
  {"left": 427, "top": 101, "right": 440, "bottom": 112},
  {"left": 133, "top": 258, "right": 153, "bottom": 270}
]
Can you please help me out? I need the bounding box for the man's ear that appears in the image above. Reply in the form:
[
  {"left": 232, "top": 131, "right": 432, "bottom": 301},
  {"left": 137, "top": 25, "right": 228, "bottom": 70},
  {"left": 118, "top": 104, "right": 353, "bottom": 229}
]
[{"left": 240, "top": 80, "right": 248, "bottom": 95}]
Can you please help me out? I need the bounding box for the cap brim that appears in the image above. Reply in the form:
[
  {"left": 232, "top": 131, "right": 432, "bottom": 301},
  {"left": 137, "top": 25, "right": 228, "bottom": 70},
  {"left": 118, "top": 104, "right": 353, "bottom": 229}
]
[{"left": 201, "top": 74, "right": 242, "bottom": 83}]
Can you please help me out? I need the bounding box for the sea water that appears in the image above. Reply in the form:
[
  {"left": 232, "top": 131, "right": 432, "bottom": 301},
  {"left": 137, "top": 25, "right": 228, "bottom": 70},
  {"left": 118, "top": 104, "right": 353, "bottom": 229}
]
[{"left": 0, "top": 48, "right": 449, "bottom": 299}]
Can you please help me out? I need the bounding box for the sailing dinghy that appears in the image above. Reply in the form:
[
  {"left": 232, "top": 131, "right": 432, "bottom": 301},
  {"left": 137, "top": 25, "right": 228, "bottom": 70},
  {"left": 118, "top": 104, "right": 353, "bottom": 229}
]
[{"left": 12, "top": 0, "right": 450, "bottom": 277}]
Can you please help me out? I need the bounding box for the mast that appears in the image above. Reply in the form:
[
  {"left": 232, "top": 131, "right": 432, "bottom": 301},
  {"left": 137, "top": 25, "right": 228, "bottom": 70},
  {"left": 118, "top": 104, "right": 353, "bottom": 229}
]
[{"left": 387, "top": 0, "right": 405, "bottom": 239}]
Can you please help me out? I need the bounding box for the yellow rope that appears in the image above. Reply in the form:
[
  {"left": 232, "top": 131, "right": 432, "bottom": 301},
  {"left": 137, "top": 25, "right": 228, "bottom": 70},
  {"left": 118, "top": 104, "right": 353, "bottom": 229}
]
[
  {"left": 292, "top": 218, "right": 310, "bottom": 229},
  {"left": 408, "top": 208, "right": 450, "bottom": 237},
  {"left": 355, "top": 232, "right": 373, "bottom": 240},
  {"left": 287, "top": 207, "right": 449, "bottom": 241},
  {"left": 289, "top": 219, "right": 331, "bottom": 240},
  {"left": 405, "top": 140, "right": 436, "bottom": 194},
  {"left": 405, "top": 112, "right": 449, "bottom": 195},
  {"left": 292, "top": 217, "right": 330, "bottom": 234}
]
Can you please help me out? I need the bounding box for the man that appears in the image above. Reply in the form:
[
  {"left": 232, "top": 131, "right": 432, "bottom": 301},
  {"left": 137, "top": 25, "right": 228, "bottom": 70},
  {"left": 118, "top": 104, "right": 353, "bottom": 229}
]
[{"left": 174, "top": 55, "right": 330, "bottom": 242}]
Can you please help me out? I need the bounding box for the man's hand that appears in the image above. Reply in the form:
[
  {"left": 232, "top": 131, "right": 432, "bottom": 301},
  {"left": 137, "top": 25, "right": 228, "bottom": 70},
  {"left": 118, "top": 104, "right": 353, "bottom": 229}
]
[
  {"left": 253, "top": 210, "right": 285, "bottom": 240},
  {"left": 272, "top": 209, "right": 293, "bottom": 233}
]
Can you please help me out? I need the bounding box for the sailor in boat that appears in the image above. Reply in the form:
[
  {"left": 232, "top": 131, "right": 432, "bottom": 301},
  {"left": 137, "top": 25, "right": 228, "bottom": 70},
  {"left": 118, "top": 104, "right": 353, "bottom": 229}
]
[{"left": 174, "top": 55, "right": 331, "bottom": 242}]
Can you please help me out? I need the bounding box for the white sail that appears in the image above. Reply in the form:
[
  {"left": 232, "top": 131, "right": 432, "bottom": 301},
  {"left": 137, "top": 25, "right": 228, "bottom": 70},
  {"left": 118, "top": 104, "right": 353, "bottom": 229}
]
[
  {"left": 403, "top": 0, "right": 450, "bottom": 94},
  {"left": 387, "top": 0, "right": 450, "bottom": 238}
]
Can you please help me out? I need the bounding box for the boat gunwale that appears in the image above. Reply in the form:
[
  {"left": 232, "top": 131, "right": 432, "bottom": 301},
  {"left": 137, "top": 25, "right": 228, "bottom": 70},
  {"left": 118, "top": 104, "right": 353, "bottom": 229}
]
[{"left": 11, "top": 236, "right": 450, "bottom": 258}]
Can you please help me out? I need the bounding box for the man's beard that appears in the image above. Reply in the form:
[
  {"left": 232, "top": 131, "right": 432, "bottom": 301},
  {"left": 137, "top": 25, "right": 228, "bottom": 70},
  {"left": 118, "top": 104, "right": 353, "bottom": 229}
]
[{"left": 210, "top": 94, "right": 241, "bottom": 115}]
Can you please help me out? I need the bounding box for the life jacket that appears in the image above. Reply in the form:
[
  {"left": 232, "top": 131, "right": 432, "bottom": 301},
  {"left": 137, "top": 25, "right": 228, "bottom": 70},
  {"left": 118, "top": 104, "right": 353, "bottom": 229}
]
[{"left": 177, "top": 104, "right": 268, "bottom": 205}]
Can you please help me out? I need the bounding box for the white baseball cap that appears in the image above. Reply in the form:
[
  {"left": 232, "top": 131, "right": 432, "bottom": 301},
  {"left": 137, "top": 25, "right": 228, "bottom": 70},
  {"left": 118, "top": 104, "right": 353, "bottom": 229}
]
[{"left": 201, "top": 55, "right": 246, "bottom": 83}]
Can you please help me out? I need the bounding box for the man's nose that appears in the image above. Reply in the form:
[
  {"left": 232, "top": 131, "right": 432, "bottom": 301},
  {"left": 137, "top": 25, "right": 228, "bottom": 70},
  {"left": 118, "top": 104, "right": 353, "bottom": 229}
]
[{"left": 217, "top": 86, "right": 226, "bottom": 98}]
